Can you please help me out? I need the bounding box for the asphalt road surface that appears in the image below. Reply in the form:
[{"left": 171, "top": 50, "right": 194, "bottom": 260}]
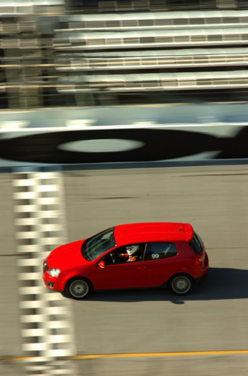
[{"left": 1, "top": 164, "right": 248, "bottom": 375}]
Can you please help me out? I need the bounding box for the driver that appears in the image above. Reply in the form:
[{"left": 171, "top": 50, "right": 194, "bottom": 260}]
[{"left": 118, "top": 245, "right": 140, "bottom": 263}]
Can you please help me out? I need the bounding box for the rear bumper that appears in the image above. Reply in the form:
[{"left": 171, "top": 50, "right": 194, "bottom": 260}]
[{"left": 195, "top": 269, "right": 209, "bottom": 285}]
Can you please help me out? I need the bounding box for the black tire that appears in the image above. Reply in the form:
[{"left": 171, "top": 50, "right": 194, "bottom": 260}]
[
  {"left": 66, "top": 277, "right": 92, "bottom": 300},
  {"left": 169, "top": 274, "right": 193, "bottom": 295}
]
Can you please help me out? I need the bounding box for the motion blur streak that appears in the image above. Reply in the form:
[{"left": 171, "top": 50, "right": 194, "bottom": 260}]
[
  {"left": 70, "top": 349, "right": 248, "bottom": 359},
  {"left": 13, "top": 172, "right": 78, "bottom": 376},
  {"left": 2, "top": 348, "right": 248, "bottom": 361}
]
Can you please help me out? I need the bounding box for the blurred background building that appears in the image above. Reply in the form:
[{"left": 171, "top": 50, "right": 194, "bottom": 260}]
[{"left": 1, "top": 0, "right": 248, "bottom": 109}]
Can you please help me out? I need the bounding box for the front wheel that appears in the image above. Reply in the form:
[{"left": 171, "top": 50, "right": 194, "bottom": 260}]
[
  {"left": 66, "top": 277, "right": 92, "bottom": 300},
  {"left": 169, "top": 274, "right": 192, "bottom": 295}
]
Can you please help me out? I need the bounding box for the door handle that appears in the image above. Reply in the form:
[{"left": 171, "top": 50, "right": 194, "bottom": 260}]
[{"left": 137, "top": 266, "right": 146, "bottom": 270}]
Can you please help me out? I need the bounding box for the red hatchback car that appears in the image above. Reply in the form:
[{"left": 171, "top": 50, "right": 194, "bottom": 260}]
[{"left": 43, "top": 222, "right": 209, "bottom": 299}]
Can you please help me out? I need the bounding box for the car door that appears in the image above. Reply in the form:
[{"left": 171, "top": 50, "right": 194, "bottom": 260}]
[
  {"left": 144, "top": 242, "right": 178, "bottom": 287},
  {"left": 94, "top": 244, "right": 147, "bottom": 290}
]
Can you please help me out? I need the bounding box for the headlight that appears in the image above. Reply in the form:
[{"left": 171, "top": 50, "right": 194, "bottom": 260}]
[{"left": 47, "top": 269, "right": 60, "bottom": 277}]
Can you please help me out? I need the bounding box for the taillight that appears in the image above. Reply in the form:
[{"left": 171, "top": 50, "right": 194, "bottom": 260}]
[
  {"left": 194, "top": 251, "right": 205, "bottom": 266},
  {"left": 194, "top": 257, "right": 202, "bottom": 266}
]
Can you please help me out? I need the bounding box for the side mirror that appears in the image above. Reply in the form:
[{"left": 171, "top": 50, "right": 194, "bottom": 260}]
[{"left": 98, "top": 261, "right": 105, "bottom": 269}]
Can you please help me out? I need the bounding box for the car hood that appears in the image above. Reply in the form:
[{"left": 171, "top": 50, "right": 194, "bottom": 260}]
[{"left": 46, "top": 239, "right": 88, "bottom": 270}]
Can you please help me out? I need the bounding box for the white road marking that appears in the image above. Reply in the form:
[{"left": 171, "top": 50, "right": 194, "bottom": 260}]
[{"left": 59, "top": 138, "right": 145, "bottom": 153}]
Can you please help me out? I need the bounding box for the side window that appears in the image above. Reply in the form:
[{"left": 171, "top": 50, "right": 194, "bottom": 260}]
[
  {"left": 145, "top": 242, "right": 177, "bottom": 261},
  {"left": 104, "top": 244, "right": 145, "bottom": 265}
]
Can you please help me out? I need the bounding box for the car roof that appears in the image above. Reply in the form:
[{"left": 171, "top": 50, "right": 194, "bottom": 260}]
[{"left": 114, "top": 222, "right": 193, "bottom": 246}]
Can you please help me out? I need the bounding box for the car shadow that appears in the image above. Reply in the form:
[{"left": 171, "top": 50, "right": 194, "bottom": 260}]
[{"left": 82, "top": 267, "right": 248, "bottom": 303}]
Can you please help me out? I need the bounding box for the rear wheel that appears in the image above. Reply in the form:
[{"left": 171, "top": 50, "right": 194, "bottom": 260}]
[
  {"left": 66, "top": 277, "right": 92, "bottom": 300},
  {"left": 170, "top": 274, "right": 192, "bottom": 295}
]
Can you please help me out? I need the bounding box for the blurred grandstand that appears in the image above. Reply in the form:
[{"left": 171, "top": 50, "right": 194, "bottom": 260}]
[{"left": 1, "top": 0, "right": 248, "bottom": 109}]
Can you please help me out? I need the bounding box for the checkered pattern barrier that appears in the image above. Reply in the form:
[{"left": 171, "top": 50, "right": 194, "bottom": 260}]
[{"left": 13, "top": 171, "right": 77, "bottom": 376}]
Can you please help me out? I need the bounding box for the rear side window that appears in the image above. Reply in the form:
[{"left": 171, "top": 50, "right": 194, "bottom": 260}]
[
  {"left": 189, "top": 232, "right": 202, "bottom": 254},
  {"left": 145, "top": 242, "right": 177, "bottom": 261}
]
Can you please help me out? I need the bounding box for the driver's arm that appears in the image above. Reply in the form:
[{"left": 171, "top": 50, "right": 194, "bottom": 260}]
[{"left": 118, "top": 252, "right": 128, "bottom": 259}]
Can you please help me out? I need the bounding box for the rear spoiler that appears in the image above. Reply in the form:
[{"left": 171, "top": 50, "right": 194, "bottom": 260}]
[{"left": 184, "top": 223, "right": 193, "bottom": 242}]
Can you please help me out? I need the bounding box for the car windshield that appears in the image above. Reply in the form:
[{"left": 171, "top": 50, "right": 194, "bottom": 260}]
[{"left": 81, "top": 227, "right": 116, "bottom": 261}]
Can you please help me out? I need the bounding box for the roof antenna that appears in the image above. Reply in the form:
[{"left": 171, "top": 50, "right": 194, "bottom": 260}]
[{"left": 188, "top": 218, "right": 196, "bottom": 223}]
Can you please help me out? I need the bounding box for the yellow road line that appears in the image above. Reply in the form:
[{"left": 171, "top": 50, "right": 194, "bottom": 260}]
[
  {"left": 0, "top": 356, "right": 32, "bottom": 362},
  {"left": 71, "top": 350, "right": 248, "bottom": 359},
  {"left": 2, "top": 350, "right": 248, "bottom": 362}
]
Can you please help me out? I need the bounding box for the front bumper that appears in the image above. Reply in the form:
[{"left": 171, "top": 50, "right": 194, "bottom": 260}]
[{"left": 43, "top": 272, "right": 62, "bottom": 291}]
